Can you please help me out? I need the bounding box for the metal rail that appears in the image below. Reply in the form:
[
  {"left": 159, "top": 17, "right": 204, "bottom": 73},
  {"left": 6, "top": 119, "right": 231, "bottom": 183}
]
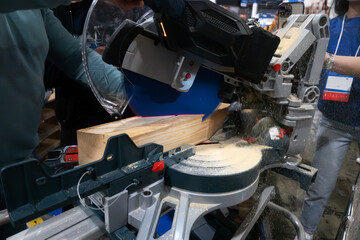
[{"left": 0, "top": 209, "right": 9, "bottom": 226}]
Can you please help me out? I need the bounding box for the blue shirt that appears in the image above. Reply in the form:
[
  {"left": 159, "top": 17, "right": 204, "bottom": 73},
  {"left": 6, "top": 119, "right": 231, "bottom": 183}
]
[
  {"left": 0, "top": 5, "right": 123, "bottom": 167},
  {"left": 318, "top": 15, "right": 360, "bottom": 126}
]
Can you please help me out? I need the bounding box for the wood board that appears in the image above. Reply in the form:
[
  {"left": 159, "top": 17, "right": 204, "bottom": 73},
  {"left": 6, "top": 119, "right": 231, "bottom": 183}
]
[{"left": 77, "top": 104, "right": 230, "bottom": 165}]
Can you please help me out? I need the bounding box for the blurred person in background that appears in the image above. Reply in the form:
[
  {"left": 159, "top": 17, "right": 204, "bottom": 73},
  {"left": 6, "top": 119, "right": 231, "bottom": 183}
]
[
  {"left": 298, "top": 0, "right": 360, "bottom": 239},
  {"left": 304, "top": 0, "right": 332, "bottom": 15}
]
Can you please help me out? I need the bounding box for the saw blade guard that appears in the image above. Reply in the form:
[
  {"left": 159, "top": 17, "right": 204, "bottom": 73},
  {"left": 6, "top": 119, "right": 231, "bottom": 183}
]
[{"left": 82, "top": 0, "right": 153, "bottom": 119}]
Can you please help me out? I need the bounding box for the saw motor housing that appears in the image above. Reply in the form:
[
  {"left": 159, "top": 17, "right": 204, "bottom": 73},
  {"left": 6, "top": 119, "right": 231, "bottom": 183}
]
[{"left": 152, "top": 0, "right": 280, "bottom": 84}]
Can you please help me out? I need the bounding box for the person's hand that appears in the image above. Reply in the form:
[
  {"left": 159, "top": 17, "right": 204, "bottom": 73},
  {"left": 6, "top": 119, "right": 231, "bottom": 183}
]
[
  {"left": 94, "top": 46, "right": 105, "bottom": 55},
  {"left": 324, "top": 52, "right": 329, "bottom": 65},
  {"left": 106, "top": 0, "right": 144, "bottom": 10}
]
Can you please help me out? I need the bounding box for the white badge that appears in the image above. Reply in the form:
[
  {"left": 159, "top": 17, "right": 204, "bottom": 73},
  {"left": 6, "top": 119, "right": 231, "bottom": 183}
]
[{"left": 323, "top": 71, "right": 354, "bottom": 102}]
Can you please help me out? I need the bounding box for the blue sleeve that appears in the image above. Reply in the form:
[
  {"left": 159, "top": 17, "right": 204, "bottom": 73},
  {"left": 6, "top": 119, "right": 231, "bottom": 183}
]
[
  {"left": 0, "top": 0, "right": 72, "bottom": 13},
  {"left": 43, "top": 9, "right": 124, "bottom": 98}
]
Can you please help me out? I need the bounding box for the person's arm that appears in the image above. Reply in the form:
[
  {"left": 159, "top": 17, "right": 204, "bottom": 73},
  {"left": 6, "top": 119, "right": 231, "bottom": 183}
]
[
  {"left": 43, "top": 9, "right": 124, "bottom": 98},
  {"left": 0, "top": 0, "right": 72, "bottom": 13},
  {"left": 324, "top": 53, "right": 360, "bottom": 78}
]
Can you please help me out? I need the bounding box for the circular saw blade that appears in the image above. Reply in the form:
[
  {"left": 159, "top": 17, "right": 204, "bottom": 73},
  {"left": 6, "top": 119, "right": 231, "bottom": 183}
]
[{"left": 124, "top": 67, "right": 223, "bottom": 119}]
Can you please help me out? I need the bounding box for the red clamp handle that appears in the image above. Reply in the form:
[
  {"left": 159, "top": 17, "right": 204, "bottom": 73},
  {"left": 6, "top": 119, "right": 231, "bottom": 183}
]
[
  {"left": 152, "top": 161, "right": 165, "bottom": 172},
  {"left": 276, "top": 128, "right": 293, "bottom": 139}
]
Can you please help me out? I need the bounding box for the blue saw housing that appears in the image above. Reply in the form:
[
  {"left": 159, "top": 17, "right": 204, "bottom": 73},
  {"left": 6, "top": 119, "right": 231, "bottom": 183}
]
[{"left": 124, "top": 67, "right": 223, "bottom": 118}]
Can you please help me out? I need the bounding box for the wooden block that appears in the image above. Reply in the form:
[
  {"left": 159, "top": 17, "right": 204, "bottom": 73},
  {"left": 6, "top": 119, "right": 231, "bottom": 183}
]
[
  {"left": 203, "top": 104, "right": 229, "bottom": 139},
  {"left": 77, "top": 105, "right": 230, "bottom": 165}
]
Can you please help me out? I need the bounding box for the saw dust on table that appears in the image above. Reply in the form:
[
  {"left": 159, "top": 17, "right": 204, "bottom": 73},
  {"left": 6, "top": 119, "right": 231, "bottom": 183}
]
[{"left": 174, "top": 138, "right": 270, "bottom": 176}]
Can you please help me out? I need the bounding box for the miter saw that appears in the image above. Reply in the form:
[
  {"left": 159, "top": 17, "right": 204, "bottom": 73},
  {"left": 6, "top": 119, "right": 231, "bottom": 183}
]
[
  {"left": 1, "top": 0, "right": 329, "bottom": 239},
  {"left": 89, "top": 0, "right": 329, "bottom": 164}
]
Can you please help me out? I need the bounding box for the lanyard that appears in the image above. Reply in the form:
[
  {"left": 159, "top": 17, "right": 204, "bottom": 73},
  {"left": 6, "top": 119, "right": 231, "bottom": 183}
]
[{"left": 334, "top": 15, "right": 360, "bottom": 57}]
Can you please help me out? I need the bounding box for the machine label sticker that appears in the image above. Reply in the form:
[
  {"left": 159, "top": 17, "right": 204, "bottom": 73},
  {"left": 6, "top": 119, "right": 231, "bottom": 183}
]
[
  {"left": 269, "top": 127, "right": 280, "bottom": 140},
  {"left": 27, "top": 217, "right": 44, "bottom": 228},
  {"left": 323, "top": 71, "right": 353, "bottom": 102}
]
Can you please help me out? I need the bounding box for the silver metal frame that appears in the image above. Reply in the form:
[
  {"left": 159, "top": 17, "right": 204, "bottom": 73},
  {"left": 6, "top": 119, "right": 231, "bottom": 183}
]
[{"left": 8, "top": 206, "right": 106, "bottom": 240}]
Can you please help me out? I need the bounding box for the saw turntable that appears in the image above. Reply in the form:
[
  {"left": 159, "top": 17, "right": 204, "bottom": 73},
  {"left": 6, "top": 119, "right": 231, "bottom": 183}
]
[{"left": 1, "top": 0, "right": 330, "bottom": 239}]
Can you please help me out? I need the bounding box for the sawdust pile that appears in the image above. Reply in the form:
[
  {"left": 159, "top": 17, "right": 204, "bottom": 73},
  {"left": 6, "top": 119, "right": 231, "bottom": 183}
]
[{"left": 172, "top": 139, "right": 268, "bottom": 176}]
